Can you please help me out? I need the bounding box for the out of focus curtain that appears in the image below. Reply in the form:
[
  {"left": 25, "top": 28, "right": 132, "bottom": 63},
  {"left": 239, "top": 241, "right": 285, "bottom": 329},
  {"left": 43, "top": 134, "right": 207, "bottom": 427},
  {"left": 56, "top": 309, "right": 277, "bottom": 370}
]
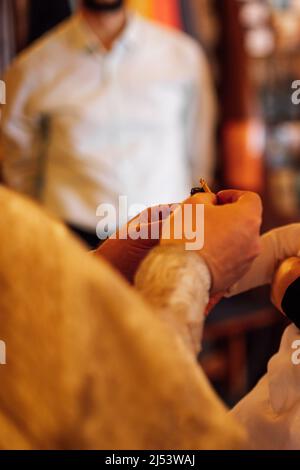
[{"left": 0, "top": 0, "right": 16, "bottom": 74}]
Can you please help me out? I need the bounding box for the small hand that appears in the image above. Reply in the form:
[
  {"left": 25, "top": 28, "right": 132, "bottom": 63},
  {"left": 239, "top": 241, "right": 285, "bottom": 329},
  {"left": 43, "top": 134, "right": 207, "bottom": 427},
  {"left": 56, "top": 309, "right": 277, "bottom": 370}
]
[{"left": 95, "top": 205, "right": 174, "bottom": 284}]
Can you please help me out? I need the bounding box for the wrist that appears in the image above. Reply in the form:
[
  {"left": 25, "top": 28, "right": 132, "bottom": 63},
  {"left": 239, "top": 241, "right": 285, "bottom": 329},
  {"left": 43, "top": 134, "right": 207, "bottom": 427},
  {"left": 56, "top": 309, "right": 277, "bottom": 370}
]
[{"left": 135, "top": 245, "right": 211, "bottom": 355}]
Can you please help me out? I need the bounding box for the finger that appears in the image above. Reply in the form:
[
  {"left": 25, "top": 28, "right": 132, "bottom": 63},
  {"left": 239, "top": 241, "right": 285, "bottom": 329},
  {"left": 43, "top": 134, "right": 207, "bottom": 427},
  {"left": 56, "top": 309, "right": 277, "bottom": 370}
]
[
  {"left": 127, "top": 207, "right": 153, "bottom": 226},
  {"left": 184, "top": 193, "right": 217, "bottom": 205},
  {"left": 128, "top": 204, "right": 177, "bottom": 227},
  {"left": 149, "top": 204, "right": 178, "bottom": 223},
  {"left": 217, "top": 189, "right": 244, "bottom": 204},
  {"left": 217, "top": 189, "right": 256, "bottom": 204},
  {"left": 128, "top": 206, "right": 176, "bottom": 240},
  {"left": 218, "top": 190, "right": 263, "bottom": 215},
  {"left": 131, "top": 219, "right": 163, "bottom": 241}
]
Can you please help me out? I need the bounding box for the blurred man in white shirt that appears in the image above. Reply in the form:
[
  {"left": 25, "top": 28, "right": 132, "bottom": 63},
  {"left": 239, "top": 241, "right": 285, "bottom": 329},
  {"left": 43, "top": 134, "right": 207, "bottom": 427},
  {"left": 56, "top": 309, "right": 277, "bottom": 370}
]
[{"left": 0, "top": 0, "right": 216, "bottom": 247}]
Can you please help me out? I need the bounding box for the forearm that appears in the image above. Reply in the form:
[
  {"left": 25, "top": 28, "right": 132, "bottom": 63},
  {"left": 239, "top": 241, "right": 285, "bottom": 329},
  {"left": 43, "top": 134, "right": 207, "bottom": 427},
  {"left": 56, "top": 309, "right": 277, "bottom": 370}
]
[{"left": 135, "top": 245, "right": 211, "bottom": 357}]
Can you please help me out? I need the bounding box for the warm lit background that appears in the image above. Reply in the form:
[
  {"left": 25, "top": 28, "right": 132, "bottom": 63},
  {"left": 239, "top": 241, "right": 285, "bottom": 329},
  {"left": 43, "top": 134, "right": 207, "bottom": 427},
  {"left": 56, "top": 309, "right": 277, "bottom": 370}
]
[{"left": 2, "top": 0, "right": 300, "bottom": 405}]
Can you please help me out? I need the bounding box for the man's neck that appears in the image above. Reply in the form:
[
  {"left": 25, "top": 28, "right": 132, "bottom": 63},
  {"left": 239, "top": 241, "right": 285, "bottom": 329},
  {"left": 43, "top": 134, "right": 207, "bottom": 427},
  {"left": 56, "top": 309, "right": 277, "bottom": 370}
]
[{"left": 81, "top": 7, "right": 127, "bottom": 51}]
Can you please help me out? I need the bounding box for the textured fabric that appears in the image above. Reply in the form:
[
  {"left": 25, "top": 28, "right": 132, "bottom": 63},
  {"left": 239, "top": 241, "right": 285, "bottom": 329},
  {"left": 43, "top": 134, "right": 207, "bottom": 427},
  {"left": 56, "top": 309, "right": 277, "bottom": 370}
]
[
  {"left": 227, "top": 224, "right": 300, "bottom": 449},
  {"left": 232, "top": 324, "right": 300, "bottom": 450},
  {"left": 0, "top": 186, "right": 245, "bottom": 449},
  {"left": 1, "top": 12, "right": 216, "bottom": 232},
  {"left": 135, "top": 245, "right": 211, "bottom": 355},
  {"left": 227, "top": 224, "right": 300, "bottom": 297}
]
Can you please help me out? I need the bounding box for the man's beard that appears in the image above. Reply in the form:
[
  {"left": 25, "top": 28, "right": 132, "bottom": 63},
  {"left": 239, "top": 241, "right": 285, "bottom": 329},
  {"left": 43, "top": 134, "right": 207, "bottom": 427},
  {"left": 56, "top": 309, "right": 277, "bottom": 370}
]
[{"left": 82, "top": 0, "right": 124, "bottom": 12}]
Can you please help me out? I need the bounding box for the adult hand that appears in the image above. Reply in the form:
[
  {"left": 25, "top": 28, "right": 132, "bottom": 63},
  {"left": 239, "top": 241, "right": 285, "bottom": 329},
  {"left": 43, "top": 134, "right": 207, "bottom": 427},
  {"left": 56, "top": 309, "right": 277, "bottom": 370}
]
[
  {"left": 161, "top": 190, "right": 263, "bottom": 294},
  {"left": 95, "top": 205, "right": 175, "bottom": 284}
]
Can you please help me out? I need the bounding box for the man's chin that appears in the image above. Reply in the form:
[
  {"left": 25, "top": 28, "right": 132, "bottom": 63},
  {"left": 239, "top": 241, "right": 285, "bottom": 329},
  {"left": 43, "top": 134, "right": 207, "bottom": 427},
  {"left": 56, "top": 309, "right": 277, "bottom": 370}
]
[{"left": 82, "top": 0, "right": 124, "bottom": 12}]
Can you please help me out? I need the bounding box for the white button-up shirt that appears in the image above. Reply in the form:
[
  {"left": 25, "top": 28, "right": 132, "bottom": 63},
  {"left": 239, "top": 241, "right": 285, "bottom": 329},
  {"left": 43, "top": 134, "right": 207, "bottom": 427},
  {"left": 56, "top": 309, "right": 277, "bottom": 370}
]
[{"left": 1, "top": 13, "right": 216, "bottom": 231}]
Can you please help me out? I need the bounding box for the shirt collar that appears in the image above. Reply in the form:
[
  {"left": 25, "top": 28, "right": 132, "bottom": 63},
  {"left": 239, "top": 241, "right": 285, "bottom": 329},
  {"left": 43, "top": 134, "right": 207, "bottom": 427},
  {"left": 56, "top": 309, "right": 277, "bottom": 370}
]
[{"left": 71, "top": 11, "right": 140, "bottom": 55}]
